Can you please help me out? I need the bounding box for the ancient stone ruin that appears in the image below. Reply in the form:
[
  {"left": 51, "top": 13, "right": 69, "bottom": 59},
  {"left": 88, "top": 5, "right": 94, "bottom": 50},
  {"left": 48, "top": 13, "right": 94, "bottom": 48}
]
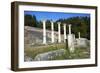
[{"left": 34, "top": 49, "right": 66, "bottom": 61}]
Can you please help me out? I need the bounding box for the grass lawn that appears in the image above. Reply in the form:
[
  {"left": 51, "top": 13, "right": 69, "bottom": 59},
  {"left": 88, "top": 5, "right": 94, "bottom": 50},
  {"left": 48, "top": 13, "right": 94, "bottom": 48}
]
[{"left": 24, "top": 43, "right": 90, "bottom": 61}]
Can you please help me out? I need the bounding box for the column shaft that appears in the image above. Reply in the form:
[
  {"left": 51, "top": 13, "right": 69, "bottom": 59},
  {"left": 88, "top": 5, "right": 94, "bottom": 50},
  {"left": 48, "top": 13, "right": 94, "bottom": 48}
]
[
  {"left": 64, "top": 24, "right": 67, "bottom": 42},
  {"left": 58, "top": 22, "right": 61, "bottom": 43},
  {"left": 78, "top": 32, "right": 81, "bottom": 39},
  {"left": 43, "top": 20, "right": 46, "bottom": 44},
  {"left": 69, "top": 24, "right": 71, "bottom": 34},
  {"left": 51, "top": 21, "right": 54, "bottom": 43}
]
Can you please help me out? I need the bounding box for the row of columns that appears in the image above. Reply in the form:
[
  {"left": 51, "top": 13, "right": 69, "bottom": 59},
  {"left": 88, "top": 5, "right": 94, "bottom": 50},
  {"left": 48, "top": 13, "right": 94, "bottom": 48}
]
[
  {"left": 43, "top": 20, "right": 67, "bottom": 44},
  {"left": 42, "top": 20, "right": 82, "bottom": 53}
]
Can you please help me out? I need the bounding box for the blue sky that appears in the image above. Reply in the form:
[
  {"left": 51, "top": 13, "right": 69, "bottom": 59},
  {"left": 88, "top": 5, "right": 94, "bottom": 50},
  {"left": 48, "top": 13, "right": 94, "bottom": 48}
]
[{"left": 24, "top": 11, "right": 90, "bottom": 21}]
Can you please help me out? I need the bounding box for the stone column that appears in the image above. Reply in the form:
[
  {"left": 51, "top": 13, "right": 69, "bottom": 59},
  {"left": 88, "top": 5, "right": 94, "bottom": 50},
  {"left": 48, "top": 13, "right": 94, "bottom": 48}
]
[
  {"left": 51, "top": 21, "right": 54, "bottom": 43},
  {"left": 74, "top": 34, "right": 76, "bottom": 40},
  {"left": 63, "top": 24, "right": 67, "bottom": 42},
  {"left": 78, "top": 32, "right": 81, "bottom": 39},
  {"left": 69, "top": 24, "right": 71, "bottom": 34},
  {"left": 58, "top": 22, "right": 61, "bottom": 43},
  {"left": 68, "top": 24, "right": 75, "bottom": 53},
  {"left": 43, "top": 20, "right": 46, "bottom": 44}
]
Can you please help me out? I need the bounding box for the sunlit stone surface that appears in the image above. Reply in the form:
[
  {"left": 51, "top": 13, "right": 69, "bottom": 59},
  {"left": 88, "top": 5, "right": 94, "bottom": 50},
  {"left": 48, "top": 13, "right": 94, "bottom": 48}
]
[{"left": 34, "top": 49, "right": 66, "bottom": 61}]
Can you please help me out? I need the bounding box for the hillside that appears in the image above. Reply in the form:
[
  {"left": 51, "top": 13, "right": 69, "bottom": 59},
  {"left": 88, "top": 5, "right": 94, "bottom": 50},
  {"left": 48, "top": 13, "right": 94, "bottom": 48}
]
[{"left": 24, "top": 26, "right": 64, "bottom": 48}]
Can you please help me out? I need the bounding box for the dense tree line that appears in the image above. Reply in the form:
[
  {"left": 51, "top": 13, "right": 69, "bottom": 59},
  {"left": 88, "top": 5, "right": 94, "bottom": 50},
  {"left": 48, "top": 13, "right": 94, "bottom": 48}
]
[{"left": 24, "top": 14, "right": 90, "bottom": 39}]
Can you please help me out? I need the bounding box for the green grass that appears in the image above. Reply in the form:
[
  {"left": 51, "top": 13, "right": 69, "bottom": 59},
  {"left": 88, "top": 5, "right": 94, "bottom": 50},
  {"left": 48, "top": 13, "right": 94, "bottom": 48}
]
[
  {"left": 67, "top": 47, "right": 90, "bottom": 59},
  {"left": 24, "top": 43, "right": 90, "bottom": 61},
  {"left": 24, "top": 43, "right": 66, "bottom": 59}
]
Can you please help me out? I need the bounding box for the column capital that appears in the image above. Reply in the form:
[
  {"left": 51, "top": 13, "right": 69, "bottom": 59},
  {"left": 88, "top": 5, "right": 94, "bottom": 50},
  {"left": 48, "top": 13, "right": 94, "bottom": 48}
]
[
  {"left": 69, "top": 24, "right": 71, "bottom": 26},
  {"left": 57, "top": 22, "right": 61, "bottom": 24},
  {"left": 63, "top": 23, "right": 66, "bottom": 25},
  {"left": 50, "top": 21, "right": 54, "bottom": 24},
  {"left": 42, "top": 20, "right": 46, "bottom": 22},
  {"left": 63, "top": 23, "right": 67, "bottom": 27}
]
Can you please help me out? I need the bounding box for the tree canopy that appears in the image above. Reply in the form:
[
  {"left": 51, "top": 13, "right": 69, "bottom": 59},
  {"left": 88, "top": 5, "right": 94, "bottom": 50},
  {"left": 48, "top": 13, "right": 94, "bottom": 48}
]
[{"left": 24, "top": 14, "right": 90, "bottom": 39}]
